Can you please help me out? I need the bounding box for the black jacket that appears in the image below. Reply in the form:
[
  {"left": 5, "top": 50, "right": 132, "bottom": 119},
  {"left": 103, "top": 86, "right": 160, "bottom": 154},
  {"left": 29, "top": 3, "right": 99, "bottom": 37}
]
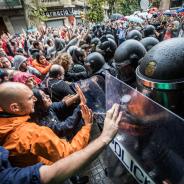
[
  {"left": 64, "top": 64, "right": 88, "bottom": 82},
  {"left": 31, "top": 102, "right": 83, "bottom": 140},
  {"left": 42, "top": 78, "right": 75, "bottom": 102}
]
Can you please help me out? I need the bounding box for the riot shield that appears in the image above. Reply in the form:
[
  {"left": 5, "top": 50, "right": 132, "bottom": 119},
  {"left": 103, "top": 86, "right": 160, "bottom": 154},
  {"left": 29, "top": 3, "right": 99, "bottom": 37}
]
[
  {"left": 77, "top": 75, "right": 106, "bottom": 113},
  {"left": 106, "top": 74, "right": 184, "bottom": 184}
]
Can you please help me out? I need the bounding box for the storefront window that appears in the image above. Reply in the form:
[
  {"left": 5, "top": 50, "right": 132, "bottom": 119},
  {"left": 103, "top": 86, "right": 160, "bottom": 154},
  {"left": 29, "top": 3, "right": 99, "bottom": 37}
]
[{"left": 170, "top": 0, "right": 183, "bottom": 8}]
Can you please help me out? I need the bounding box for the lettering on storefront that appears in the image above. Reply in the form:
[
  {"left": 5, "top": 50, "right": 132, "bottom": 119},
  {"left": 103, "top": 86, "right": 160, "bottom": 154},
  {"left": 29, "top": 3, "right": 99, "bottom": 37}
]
[
  {"left": 44, "top": 8, "right": 83, "bottom": 17},
  {"left": 41, "top": 0, "right": 59, "bottom": 2},
  {"left": 109, "top": 138, "right": 156, "bottom": 184}
]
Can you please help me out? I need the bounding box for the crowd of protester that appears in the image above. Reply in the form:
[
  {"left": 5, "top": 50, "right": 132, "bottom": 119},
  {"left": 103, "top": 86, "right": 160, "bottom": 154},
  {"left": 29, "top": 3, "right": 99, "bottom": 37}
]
[{"left": 0, "top": 10, "right": 184, "bottom": 184}]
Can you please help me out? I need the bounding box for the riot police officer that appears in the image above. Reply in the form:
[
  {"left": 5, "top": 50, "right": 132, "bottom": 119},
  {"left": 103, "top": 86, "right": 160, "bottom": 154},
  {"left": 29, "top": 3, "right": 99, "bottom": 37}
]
[
  {"left": 136, "top": 38, "right": 184, "bottom": 117},
  {"left": 143, "top": 25, "right": 156, "bottom": 38},
  {"left": 126, "top": 30, "right": 142, "bottom": 41},
  {"left": 85, "top": 52, "right": 117, "bottom": 78},
  {"left": 140, "top": 37, "right": 159, "bottom": 51},
  {"left": 114, "top": 39, "right": 146, "bottom": 85}
]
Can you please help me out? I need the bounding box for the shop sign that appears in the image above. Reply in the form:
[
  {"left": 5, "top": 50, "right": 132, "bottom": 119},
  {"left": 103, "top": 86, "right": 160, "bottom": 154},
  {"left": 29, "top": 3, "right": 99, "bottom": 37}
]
[{"left": 44, "top": 8, "right": 83, "bottom": 17}]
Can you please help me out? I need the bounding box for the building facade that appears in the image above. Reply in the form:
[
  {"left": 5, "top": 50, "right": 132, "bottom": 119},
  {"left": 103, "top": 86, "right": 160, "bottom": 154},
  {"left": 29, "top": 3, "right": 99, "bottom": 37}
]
[
  {"left": 0, "top": 0, "right": 27, "bottom": 35},
  {"left": 0, "top": 0, "right": 87, "bottom": 34},
  {"left": 158, "top": 0, "right": 183, "bottom": 10},
  {"left": 38, "top": 0, "right": 86, "bottom": 27},
  {"left": 170, "top": 0, "right": 183, "bottom": 8}
]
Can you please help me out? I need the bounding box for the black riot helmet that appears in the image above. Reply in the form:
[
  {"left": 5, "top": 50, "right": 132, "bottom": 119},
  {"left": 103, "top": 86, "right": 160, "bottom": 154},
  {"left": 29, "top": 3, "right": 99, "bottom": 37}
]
[
  {"left": 99, "top": 38, "right": 117, "bottom": 60},
  {"left": 143, "top": 25, "right": 156, "bottom": 37},
  {"left": 136, "top": 38, "right": 184, "bottom": 117},
  {"left": 91, "top": 37, "right": 101, "bottom": 46},
  {"left": 85, "top": 52, "right": 105, "bottom": 75},
  {"left": 85, "top": 34, "right": 92, "bottom": 44},
  {"left": 114, "top": 39, "right": 146, "bottom": 85},
  {"left": 71, "top": 47, "right": 85, "bottom": 65},
  {"left": 106, "top": 34, "right": 115, "bottom": 40},
  {"left": 140, "top": 37, "right": 159, "bottom": 51},
  {"left": 86, "top": 52, "right": 117, "bottom": 77},
  {"left": 67, "top": 46, "right": 78, "bottom": 56},
  {"left": 126, "top": 30, "right": 142, "bottom": 41}
]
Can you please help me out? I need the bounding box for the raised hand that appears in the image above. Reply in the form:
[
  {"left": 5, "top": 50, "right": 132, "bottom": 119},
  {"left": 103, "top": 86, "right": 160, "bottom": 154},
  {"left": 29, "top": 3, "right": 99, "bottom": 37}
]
[
  {"left": 75, "top": 84, "right": 86, "bottom": 105},
  {"left": 80, "top": 104, "right": 93, "bottom": 125},
  {"left": 62, "top": 94, "right": 80, "bottom": 107},
  {"left": 100, "top": 104, "right": 123, "bottom": 144}
]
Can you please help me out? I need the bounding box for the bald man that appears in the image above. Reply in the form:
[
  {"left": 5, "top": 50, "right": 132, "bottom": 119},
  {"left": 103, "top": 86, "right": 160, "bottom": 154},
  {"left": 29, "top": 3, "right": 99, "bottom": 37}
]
[
  {"left": 0, "top": 82, "right": 92, "bottom": 167},
  {"left": 49, "top": 64, "right": 65, "bottom": 80},
  {"left": 42, "top": 64, "right": 74, "bottom": 102},
  {"left": 0, "top": 103, "right": 122, "bottom": 184}
]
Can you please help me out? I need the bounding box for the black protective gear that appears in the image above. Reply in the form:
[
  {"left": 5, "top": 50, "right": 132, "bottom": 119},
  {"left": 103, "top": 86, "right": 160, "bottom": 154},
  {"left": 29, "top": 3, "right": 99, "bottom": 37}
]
[
  {"left": 143, "top": 25, "right": 156, "bottom": 37},
  {"left": 137, "top": 38, "right": 184, "bottom": 117},
  {"left": 70, "top": 47, "right": 85, "bottom": 65},
  {"left": 99, "top": 38, "right": 117, "bottom": 61},
  {"left": 91, "top": 37, "right": 101, "bottom": 46},
  {"left": 140, "top": 37, "right": 159, "bottom": 51},
  {"left": 126, "top": 30, "right": 142, "bottom": 41},
  {"left": 114, "top": 39, "right": 146, "bottom": 84},
  {"left": 106, "top": 34, "right": 115, "bottom": 40},
  {"left": 85, "top": 52, "right": 117, "bottom": 77},
  {"left": 67, "top": 46, "right": 78, "bottom": 56},
  {"left": 86, "top": 52, "right": 105, "bottom": 74}
]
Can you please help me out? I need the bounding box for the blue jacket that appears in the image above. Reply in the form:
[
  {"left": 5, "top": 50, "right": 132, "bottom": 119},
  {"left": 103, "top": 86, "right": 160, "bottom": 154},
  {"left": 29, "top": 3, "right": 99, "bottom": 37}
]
[{"left": 0, "top": 146, "right": 42, "bottom": 184}]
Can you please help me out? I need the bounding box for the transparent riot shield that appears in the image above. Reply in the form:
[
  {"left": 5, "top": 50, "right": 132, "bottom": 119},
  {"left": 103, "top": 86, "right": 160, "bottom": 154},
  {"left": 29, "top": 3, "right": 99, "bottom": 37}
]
[
  {"left": 77, "top": 75, "right": 106, "bottom": 125},
  {"left": 106, "top": 73, "right": 184, "bottom": 184}
]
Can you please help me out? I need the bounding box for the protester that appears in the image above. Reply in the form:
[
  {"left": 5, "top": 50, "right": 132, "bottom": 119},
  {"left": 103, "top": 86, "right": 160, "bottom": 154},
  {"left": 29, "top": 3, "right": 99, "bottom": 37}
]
[
  {"left": 31, "top": 88, "right": 82, "bottom": 140},
  {"left": 32, "top": 53, "right": 51, "bottom": 76},
  {"left": 42, "top": 64, "right": 75, "bottom": 101},
  {"left": 12, "top": 72, "right": 40, "bottom": 89},
  {"left": 0, "top": 57, "right": 12, "bottom": 69},
  {"left": 13, "top": 55, "right": 41, "bottom": 77},
  {"left": 0, "top": 82, "right": 92, "bottom": 167},
  {"left": 0, "top": 103, "right": 122, "bottom": 184}
]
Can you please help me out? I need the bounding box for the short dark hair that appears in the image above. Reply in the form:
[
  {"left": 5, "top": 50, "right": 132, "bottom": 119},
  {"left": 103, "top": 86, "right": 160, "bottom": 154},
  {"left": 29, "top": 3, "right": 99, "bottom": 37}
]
[{"left": 33, "top": 41, "right": 40, "bottom": 48}]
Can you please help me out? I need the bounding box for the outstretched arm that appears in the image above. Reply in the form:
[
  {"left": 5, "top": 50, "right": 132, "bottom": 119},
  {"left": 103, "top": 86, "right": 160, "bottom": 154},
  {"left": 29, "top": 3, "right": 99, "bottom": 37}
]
[{"left": 39, "top": 104, "right": 122, "bottom": 184}]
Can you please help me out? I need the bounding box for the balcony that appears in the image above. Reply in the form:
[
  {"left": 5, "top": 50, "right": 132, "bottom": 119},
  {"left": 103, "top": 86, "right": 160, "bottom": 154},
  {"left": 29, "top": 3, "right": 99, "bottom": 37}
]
[
  {"left": 38, "top": 0, "right": 73, "bottom": 7},
  {"left": 71, "top": 0, "right": 85, "bottom": 6},
  {"left": 0, "top": 0, "right": 22, "bottom": 9}
]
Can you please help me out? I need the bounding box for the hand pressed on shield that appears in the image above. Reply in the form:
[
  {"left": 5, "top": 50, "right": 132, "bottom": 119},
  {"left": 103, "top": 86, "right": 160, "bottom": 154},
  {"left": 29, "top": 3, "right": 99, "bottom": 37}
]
[
  {"left": 100, "top": 104, "right": 123, "bottom": 145},
  {"left": 80, "top": 104, "right": 93, "bottom": 125},
  {"left": 75, "top": 84, "right": 87, "bottom": 105},
  {"left": 62, "top": 94, "right": 80, "bottom": 107}
]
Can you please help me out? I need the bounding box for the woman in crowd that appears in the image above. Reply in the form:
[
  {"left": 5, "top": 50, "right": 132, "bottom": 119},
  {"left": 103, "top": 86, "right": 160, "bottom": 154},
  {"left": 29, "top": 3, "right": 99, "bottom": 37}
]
[
  {"left": 13, "top": 55, "right": 41, "bottom": 77},
  {"left": 31, "top": 86, "right": 85, "bottom": 140},
  {"left": 12, "top": 71, "right": 41, "bottom": 89},
  {"left": 32, "top": 53, "right": 52, "bottom": 76},
  {"left": 52, "top": 52, "right": 87, "bottom": 82}
]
